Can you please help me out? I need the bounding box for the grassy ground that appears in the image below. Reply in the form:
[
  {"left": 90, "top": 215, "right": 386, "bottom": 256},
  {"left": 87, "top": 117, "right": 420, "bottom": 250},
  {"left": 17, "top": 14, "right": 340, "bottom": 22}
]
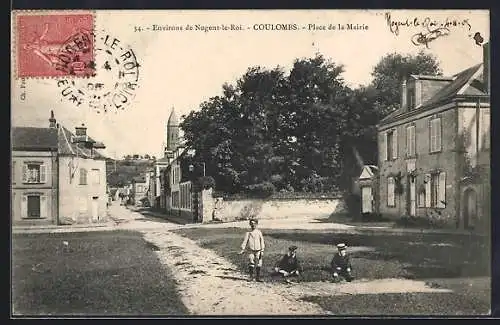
[
  {"left": 12, "top": 230, "right": 188, "bottom": 316},
  {"left": 174, "top": 227, "right": 491, "bottom": 315}
]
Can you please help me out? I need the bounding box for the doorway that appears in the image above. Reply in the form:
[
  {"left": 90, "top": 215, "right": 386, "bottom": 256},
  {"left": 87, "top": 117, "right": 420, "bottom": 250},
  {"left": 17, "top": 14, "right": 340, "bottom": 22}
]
[
  {"left": 408, "top": 177, "right": 416, "bottom": 217},
  {"left": 91, "top": 197, "right": 99, "bottom": 222},
  {"left": 27, "top": 195, "right": 41, "bottom": 218},
  {"left": 463, "top": 188, "right": 477, "bottom": 229},
  {"left": 361, "top": 186, "right": 373, "bottom": 213}
]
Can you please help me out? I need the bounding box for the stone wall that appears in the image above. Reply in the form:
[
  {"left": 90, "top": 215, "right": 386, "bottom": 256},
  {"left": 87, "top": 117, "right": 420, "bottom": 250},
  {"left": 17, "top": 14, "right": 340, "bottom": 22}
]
[{"left": 205, "top": 194, "right": 344, "bottom": 223}]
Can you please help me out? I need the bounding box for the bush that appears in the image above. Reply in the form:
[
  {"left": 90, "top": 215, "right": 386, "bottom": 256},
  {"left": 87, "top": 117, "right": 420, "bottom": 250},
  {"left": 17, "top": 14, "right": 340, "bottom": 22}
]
[
  {"left": 236, "top": 202, "right": 263, "bottom": 221},
  {"left": 360, "top": 212, "right": 387, "bottom": 222},
  {"left": 195, "top": 176, "right": 216, "bottom": 190},
  {"left": 344, "top": 193, "right": 361, "bottom": 220},
  {"left": 396, "top": 212, "right": 450, "bottom": 229},
  {"left": 244, "top": 182, "right": 276, "bottom": 198}
]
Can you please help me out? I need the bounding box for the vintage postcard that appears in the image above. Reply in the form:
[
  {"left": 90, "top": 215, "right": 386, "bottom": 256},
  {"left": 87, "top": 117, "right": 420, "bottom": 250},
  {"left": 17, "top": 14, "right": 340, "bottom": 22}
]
[{"left": 11, "top": 9, "right": 491, "bottom": 316}]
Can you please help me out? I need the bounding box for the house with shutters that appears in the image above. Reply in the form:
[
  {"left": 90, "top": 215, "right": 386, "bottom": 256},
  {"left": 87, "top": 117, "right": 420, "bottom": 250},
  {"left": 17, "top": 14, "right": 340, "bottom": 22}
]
[
  {"left": 376, "top": 42, "right": 490, "bottom": 231},
  {"left": 11, "top": 111, "right": 108, "bottom": 226}
]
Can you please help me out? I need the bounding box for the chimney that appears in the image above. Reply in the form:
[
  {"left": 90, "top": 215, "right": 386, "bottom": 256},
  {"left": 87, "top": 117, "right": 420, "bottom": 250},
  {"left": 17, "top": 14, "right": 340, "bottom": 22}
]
[
  {"left": 483, "top": 42, "right": 490, "bottom": 94},
  {"left": 49, "top": 110, "right": 57, "bottom": 128},
  {"left": 75, "top": 123, "right": 87, "bottom": 136},
  {"left": 400, "top": 79, "right": 407, "bottom": 110}
]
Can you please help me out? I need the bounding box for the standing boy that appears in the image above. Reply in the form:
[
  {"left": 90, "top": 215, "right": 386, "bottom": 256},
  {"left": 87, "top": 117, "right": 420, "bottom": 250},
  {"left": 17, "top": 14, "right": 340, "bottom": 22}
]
[
  {"left": 330, "top": 243, "right": 354, "bottom": 282},
  {"left": 239, "top": 218, "right": 265, "bottom": 282}
]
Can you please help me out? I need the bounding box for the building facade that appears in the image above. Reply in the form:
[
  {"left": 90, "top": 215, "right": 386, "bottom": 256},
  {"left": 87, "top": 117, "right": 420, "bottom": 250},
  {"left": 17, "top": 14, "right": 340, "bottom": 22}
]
[
  {"left": 377, "top": 43, "right": 490, "bottom": 230},
  {"left": 11, "top": 111, "right": 108, "bottom": 226},
  {"left": 12, "top": 127, "right": 59, "bottom": 225}
]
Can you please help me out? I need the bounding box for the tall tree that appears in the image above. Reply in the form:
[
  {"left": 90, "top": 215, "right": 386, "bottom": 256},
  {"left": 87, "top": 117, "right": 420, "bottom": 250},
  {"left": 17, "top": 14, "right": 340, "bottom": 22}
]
[{"left": 371, "top": 51, "right": 442, "bottom": 117}]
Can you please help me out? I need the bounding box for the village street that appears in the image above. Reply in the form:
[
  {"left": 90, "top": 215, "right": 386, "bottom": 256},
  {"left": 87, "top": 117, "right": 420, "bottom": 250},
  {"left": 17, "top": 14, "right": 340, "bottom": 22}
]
[
  {"left": 100, "top": 203, "right": 485, "bottom": 315},
  {"left": 11, "top": 202, "right": 490, "bottom": 315}
]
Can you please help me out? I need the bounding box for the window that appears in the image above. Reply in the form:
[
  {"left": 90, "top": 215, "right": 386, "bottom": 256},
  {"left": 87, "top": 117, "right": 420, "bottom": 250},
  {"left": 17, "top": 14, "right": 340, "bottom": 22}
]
[
  {"left": 430, "top": 117, "right": 442, "bottom": 153},
  {"left": 408, "top": 89, "right": 415, "bottom": 110},
  {"left": 22, "top": 163, "right": 47, "bottom": 184},
  {"left": 79, "top": 168, "right": 88, "bottom": 185},
  {"left": 21, "top": 194, "right": 47, "bottom": 219},
  {"left": 386, "top": 129, "right": 397, "bottom": 160},
  {"left": 387, "top": 177, "right": 396, "bottom": 207},
  {"left": 406, "top": 125, "right": 416, "bottom": 157},
  {"left": 430, "top": 171, "right": 446, "bottom": 208},
  {"left": 91, "top": 169, "right": 100, "bottom": 185}
]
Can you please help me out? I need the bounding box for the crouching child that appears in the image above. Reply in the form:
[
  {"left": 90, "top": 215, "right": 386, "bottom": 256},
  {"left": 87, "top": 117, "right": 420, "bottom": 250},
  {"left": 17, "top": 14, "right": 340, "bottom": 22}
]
[
  {"left": 330, "top": 243, "right": 354, "bottom": 282},
  {"left": 274, "top": 245, "right": 302, "bottom": 284}
]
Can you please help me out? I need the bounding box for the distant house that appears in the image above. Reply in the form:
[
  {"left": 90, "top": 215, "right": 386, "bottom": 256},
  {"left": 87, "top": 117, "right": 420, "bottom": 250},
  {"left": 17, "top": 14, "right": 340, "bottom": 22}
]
[
  {"left": 131, "top": 175, "right": 149, "bottom": 206},
  {"left": 376, "top": 43, "right": 490, "bottom": 230},
  {"left": 12, "top": 111, "right": 108, "bottom": 226}
]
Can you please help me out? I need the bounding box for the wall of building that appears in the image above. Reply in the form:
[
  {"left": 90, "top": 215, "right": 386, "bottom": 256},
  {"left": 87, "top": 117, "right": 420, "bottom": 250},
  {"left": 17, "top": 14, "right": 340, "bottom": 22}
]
[
  {"left": 11, "top": 150, "right": 58, "bottom": 225},
  {"left": 58, "top": 156, "right": 108, "bottom": 224},
  {"left": 378, "top": 107, "right": 459, "bottom": 226},
  {"left": 457, "top": 103, "right": 490, "bottom": 230}
]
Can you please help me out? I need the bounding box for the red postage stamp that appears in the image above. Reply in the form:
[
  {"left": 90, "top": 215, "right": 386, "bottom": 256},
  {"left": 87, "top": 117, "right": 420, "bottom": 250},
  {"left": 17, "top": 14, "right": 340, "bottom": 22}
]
[{"left": 15, "top": 11, "right": 96, "bottom": 78}]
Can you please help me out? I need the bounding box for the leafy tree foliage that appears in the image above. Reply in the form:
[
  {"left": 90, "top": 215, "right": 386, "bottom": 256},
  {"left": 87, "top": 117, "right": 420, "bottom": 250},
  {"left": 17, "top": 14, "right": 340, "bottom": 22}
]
[
  {"left": 371, "top": 51, "right": 442, "bottom": 117},
  {"left": 181, "top": 51, "right": 441, "bottom": 195}
]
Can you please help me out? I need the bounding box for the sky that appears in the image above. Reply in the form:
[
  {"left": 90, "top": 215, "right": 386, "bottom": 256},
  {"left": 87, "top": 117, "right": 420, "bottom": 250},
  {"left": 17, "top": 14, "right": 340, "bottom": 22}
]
[{"left": 11, "top": 9, "right": 490, "bottom": 159}]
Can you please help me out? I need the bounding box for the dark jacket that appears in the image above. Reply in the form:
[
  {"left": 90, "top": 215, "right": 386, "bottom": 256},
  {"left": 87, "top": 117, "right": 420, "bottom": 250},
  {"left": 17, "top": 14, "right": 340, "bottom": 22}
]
[
  {"left": 276, "top": 253, "right": 300, "bottom": 272},
  {"left": 330, "top": 252, "right": 352, "bottom": 271}
]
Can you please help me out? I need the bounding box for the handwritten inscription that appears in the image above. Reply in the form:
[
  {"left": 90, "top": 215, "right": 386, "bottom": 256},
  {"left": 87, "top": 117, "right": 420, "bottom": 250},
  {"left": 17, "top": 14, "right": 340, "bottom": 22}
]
[
  {"left": 384, "top": 12, "right": 471, "bottom": 48},
  {"left": 385, "top": 12, "right": 471, "bottom": 35},
  {"left": 411, "top": 27, "right": 450, "bottom": 48}
]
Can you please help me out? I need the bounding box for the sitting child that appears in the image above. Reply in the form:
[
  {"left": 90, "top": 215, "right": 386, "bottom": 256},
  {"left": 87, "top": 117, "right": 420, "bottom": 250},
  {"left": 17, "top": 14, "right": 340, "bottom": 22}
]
[
  {"left": 274, "top": 245, "right": 302, "bottom": 283},
  {"left": 330, "top": 243, "right": 354, "bottom": 282}
]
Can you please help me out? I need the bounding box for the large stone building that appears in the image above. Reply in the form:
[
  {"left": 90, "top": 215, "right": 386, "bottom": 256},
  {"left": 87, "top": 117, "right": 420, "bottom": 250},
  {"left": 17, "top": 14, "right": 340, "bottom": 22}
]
[
  {"left": 376, "top": 43, "right": 490, "bottom": 231},
  {"left": 11, "top": 111, "right": 108, "bottom": 226}
]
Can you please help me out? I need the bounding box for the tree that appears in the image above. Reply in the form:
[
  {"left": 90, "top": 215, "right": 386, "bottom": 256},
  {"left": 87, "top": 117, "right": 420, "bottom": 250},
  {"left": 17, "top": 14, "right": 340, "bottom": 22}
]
[{"left": 371, "top": 51, "right": 442, "bottom": 118}]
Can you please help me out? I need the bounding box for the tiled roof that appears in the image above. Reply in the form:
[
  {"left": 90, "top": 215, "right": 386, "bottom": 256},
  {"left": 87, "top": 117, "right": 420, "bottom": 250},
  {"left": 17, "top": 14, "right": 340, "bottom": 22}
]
[
  {"left": 379, "top": 63, "right": 485, "bottom": 126},
  {"left": 12, "top": 127, "right": 58, "bottom": 151}
]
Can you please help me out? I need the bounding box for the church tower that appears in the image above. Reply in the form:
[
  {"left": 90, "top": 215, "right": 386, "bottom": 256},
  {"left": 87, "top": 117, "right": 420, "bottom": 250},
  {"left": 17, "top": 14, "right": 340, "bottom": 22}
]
[{"left": 164, "top": 107, "right": 180, "bottom": 156}]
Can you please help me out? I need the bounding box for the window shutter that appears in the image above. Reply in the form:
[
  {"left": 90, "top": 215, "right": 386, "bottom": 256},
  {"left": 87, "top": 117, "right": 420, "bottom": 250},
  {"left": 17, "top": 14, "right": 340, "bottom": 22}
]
[
  {"left": 12, "top": 161, "right": 16, "bottom": 183},
  {"left": 40, "top": 165, "right": 47, "bottom": 183},
  {"left": 411, "top": 126, "right": 416, "bottom": 156},
  {"left": 382, "top": 133, "right": 387, "bottom": 161},
  {"left": 406, "top": 127, "right": 410, "bottom": 157},
  {"left": 22, "top": 164, "right": 28, "bottom": 182},
  {"left": 21, "top": 195, "right": 27, "bottom": 218},
  {"left": 482, "top": 111, "right": 490, "bottom": 150},
  {"left": 387, "top": 178, "right": 395, "bottom": 206},
  {"left": 430, "top": 119, "right": 436, "bottom": 152},
  {"left": 436, "top": 119, "right": 442, "bottom": 151},
  {"left": 425, "top": 174, "right": 431, "bottom": 208},
  {"left": 438, "top": 172, "right": 446, "bottom": 208},
  {"left": 392, "top": 129, "right": 398, "bottom": 159},
  {"left": 40, "top": 195, "right": 48, "bottom": 219}
]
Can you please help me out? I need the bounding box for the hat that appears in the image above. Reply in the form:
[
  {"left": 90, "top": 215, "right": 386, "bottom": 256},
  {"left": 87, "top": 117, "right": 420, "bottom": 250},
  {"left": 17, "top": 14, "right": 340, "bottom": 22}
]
[
  {"left": 337, "top": 243, "right": 347, "bottom": 250},
  {"left": 249, "top": 218, "right": 258, "bottom": 225},
  {"left": 288, "top": 245, "right": 298, "bottom": 251}
]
